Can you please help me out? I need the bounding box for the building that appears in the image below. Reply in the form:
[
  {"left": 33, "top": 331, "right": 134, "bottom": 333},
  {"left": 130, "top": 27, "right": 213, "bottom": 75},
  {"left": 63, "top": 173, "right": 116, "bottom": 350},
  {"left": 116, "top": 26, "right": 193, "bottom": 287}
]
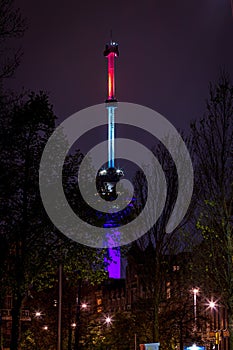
[
  {"left": 0, "top": 296, "right": 31, "bottom": 350},
  {"left": 84, "top": 244, "right": 229, "bottom": 350}
]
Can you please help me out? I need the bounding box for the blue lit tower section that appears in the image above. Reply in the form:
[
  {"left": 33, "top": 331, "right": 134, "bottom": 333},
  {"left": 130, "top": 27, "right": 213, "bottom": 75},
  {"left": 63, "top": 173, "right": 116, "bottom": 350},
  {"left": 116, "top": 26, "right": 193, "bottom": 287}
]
[
  {"left": 108, "top": 105, "right": 116, "bottom": 169},
  {"left": 98, "top": 39, "right": 123, "bottom": 279}
]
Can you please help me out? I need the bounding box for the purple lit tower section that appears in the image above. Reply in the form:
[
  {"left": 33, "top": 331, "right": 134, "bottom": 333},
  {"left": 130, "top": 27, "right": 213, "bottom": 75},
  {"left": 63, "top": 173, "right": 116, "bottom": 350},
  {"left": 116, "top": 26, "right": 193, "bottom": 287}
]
[
  {"left": 102, "top": 39, "right": 122, "bottom": 279},
  {"left": 103, "top": 223, "right": 121, "bottom": 279}
]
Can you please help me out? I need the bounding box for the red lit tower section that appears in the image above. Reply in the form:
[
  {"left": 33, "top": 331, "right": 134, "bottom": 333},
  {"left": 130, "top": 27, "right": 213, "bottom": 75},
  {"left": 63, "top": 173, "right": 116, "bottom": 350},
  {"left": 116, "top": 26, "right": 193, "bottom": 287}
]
[{"left": 104, "top": 40, "right": 119, "bottom": 102}]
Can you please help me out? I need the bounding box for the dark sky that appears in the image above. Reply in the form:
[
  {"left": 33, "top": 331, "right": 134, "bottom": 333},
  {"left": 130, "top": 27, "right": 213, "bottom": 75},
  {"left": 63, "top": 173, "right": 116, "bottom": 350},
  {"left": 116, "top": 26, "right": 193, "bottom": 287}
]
[{"left": 7, "top": 0, "right": 233, "bottom": 131}]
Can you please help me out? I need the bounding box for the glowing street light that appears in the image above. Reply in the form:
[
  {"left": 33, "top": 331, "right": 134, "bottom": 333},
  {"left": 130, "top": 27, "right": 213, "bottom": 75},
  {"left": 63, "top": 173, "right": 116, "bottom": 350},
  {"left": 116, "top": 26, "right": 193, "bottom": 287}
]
[
  {"left": 208, "top": 300, "right": 217, "bottom": 310},
  {"left": 81, "top": 303, "right": 87, "bottom": 309},
  {"left": 34, "top": 310, "right": 44, "bottom": 318},
  {"left": 104, "top": 315, "right": 112, "bottom": 325}
]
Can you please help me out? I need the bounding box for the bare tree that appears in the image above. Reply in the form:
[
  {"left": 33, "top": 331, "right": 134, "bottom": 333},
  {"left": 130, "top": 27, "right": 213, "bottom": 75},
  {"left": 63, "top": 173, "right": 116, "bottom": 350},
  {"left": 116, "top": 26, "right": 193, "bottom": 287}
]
[
  {"left": 129, "top": 134, "right": 196, "bottom": 346},
  {"left": 0, "top": 0, "right": 26, "bottom": 81},
  {"left": 191, "top": 72, "right": 233, "bottom": 349}
]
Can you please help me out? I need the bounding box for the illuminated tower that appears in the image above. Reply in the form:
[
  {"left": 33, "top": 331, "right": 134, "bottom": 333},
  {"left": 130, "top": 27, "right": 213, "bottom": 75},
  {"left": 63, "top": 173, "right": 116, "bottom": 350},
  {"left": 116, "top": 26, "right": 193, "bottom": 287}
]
[
  {"left": 104, "top": 39, "right": 118, "bottom": 169},
  {"left": 97, "top": 38, "right": 123, "bottom": 279},
  {"left": 97, "top": 39, "right": 123, "bottom": 201}
]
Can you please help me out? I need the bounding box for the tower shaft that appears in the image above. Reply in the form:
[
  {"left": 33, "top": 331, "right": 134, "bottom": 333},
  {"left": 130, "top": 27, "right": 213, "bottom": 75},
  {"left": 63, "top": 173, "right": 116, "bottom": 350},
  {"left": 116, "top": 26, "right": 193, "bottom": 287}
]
[
  {"left": 107, "top": 105, "right": 116, "bottom": 168},
  {"left": 102, "top": 39, "right": 122, "bottom": 279}
]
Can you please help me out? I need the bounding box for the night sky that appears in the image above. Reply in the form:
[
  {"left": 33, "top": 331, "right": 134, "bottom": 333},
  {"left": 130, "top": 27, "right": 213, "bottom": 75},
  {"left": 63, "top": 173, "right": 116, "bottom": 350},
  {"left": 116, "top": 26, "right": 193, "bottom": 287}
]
[{"left": 6, "top": 0, "right": 233, "bottom": 132}]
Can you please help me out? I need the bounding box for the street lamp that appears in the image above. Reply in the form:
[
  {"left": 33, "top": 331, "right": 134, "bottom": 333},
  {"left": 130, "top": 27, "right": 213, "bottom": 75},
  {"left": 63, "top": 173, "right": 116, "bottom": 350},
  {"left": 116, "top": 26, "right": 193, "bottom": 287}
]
[
  {"left": 206, "top": 298, "right": 219, "bottom": 350},
  {"left": 192, "top": 288, "right": 199, "bottom": 332},
  {"left": 34, "top": 310, "right": 44, "bottom": 319},
  {"left": 81, "top": 302, "right": 88, "bottom": 310},
  {"left": 208, "top": 301, "right": 216, "bottom": 310},
  {"left": 104, "top": 315, "right": 112, "bottom": 326},
  {"left": 205, "top": 298, "right": 218, "bottom": 325},
  {"left": 101, "top": 315, "right": 113, "bottom": 349}
]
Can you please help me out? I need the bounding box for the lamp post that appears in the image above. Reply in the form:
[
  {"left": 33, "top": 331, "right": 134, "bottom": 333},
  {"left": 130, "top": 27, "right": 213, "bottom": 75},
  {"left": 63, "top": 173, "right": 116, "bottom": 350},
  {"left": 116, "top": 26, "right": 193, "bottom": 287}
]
[
  {"left": 103, "top": 315, "right": 113, "bottom": 350},
  {"left": 208, "top": 299, "right": 217, "bottom": 329},
  {"left": 56, "top": 264, "right": 62, "bottom": 350},
  {"left": 68, "top": 304, "right": 88, "bottom": 350},
  {"left": 74, "top": 277, "right": 82, "bottom": 350},
  {"left": 192, "top": 288, "right": 199, "bottom": 332},
  {"left": 33, "top": 310, "right": 45, "bottom": 350},
  {"left": 68, "top": 322, "right": 76, "bottom": 350},
  {"left": 208, "top": 299, "right": 220, "bottom": 350},
  {"left": 207, "top": 299, "right": 217, "bottom": 350}
]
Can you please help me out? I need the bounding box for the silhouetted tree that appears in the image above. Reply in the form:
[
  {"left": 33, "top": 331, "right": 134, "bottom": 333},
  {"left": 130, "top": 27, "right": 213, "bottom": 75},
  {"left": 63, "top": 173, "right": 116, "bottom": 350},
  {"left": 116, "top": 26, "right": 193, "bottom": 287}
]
[
  {"left": 0, "top": 91, "right": 108, "bottom": 350},
  {"left": 0, "top": 0, "right": 26, "bottom": 82},
  {"left": 191, "top": 72, "right": 233, "bottom": 349},
  {"left": 129, "top": 135, "right": 195, "bottom": 347},
  {"left": 0, "top": 92, "right": 57, "bottom": 350}
]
